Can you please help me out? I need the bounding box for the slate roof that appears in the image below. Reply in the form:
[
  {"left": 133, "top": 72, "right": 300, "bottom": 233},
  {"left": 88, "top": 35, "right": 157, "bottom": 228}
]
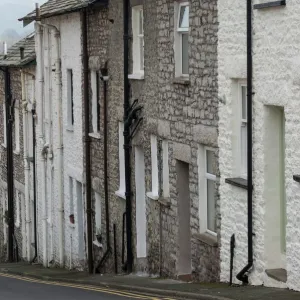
[
  {"left": 0, "top": 33, "right": 35, "bottom": 67},
  {"left": 19, "top": 0, "right": 107, "bottom": 26}
]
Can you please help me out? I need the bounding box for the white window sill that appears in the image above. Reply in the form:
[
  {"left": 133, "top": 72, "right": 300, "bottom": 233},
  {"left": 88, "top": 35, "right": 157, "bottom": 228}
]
[
  {"left": 66, "top": 125, "right": 74, "bottom": 132},
  {"left": 173, "top": 76, "right": 190, "bottom": 85},
  {"left": 1, "top": 143, "right": 7, "bottom": 148},
  {"left": 128, "top": 73, "right": 144, "bottom": 80},
  {"left": 69, "top": 223, "right": 76, "bottom": 229},
  {"left": 13, "top": 149, "right": 20, "bottom": 155},
  {"left": 193, "top": 232, "right": 218, "bottom": 247},
  {"left": 93, "top": 240, "right": 103, "bottom": 248},
  {"left": 89, "top": 132, "right": 101, "bottom": 139},
  {"left": 115, "top": 190, "right": 126, "bottom": 200},
  {"left": 146, "top": 191, "right": 159, "bottom": 200},
  {"left": 15, "top": 222, "right": 20, "bottom": 229}
]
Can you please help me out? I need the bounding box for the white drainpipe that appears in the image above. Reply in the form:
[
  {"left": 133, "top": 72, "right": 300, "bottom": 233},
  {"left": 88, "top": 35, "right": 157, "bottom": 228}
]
[
  {"left": 35, "top": 4, "right": 64, "bottom": 266},
  {"left": 21, "top": 70, "right": 31, "bottom": 261}
]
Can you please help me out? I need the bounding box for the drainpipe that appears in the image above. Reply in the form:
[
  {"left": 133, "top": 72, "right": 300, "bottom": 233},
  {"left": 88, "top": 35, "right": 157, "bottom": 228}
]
[
  {"left": 35, "top": 3, "right": 64, "bottom": 266},
  {"left": 236, "top": 0, "right": 253, "bottom": 284},
  {"left": 123, "top": 0, "right": 133, "bottom": 273},
  {"left": 3, "top": 67, "right": 15, "bottom": 262},
  {"left": 95, "top": 65, "right": 112, "bottom": 273},
  {"left": 21, "top": 70, "right": 31, "bottom": 261},
  {"left": 82, "top": 8, "right": 93, "bottom": 274}
]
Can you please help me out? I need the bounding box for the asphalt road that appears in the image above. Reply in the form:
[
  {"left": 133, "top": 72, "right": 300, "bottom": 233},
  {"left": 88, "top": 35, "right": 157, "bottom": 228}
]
[{"left": 0, "top": 273, "right": 166, "bottom": 300}]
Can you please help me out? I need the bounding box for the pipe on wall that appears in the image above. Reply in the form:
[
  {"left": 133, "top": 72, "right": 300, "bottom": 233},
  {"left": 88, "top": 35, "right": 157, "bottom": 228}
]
[
  {"left": 123, "top": 0, "right": 133, "bottom": 274},
  {"left": 82, "top": 8, "right": 94, "bottom": 274},
  {"left": 236, "top": 0, "right": 253, "bottom": 284}
]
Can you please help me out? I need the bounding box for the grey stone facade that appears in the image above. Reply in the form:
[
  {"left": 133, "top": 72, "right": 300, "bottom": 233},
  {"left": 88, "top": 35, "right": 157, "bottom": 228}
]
[{"left": 86, "top": 0, "right": 220, "bottom": 281}]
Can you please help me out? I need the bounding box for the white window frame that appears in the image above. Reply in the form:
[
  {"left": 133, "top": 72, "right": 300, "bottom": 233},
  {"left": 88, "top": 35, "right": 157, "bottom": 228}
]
[
  {"left": 239, "top": 83, "right": 248, "bottom": 178},
  {"left": 14, "top": 102, "right": 20, "bottom": 154},
  {"left": 95, "top": 192, "right": 101, "bottom": 234},
  {"left": 198, "top": 146, "right": 217, "bottom": 237},
  {"left": 129, "top": 5, "right": 144, "bottom": 80},
  {"left": 2, "top": 102, "right": 7, "bottom": 147},
  {"left": 162, "top": 140, "right": 170, "bottom": 198},
  {"left": 67, "top": 69, "right": 74, "bottom": 130},
  {"left": 115, "top": 122, "right": 126, "bottom": 199},
  {"left": 174, "top": 1, "right": 189, "bottom": 78},
  {"left": 90, "top": 70, "right": 100, "bottom": 138},
  {"left": 147, "top": 135, "right": 159, "bottom": 200}
]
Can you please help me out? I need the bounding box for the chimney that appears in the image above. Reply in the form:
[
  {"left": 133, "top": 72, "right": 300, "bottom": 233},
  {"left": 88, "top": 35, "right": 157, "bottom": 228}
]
[
  {"left": 20, "top": 47, "right": 25, "bottom": 60},
  {"left": 35, "top": 3, "right": 41, "bottom": 21},
  {"left": 3, "top": 42, "right": 7, "bottom": 58}
]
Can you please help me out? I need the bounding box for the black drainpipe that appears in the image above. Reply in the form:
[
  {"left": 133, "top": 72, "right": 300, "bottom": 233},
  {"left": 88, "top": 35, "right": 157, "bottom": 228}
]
[
  {"left": 123, "top": 0, "right": 133, "bottom": 273},
  {"left": 31, "top": 108, "right": 38, "bottom": 263},
  {"left": 3, "top": 67, "right": 15, "bottom": 262},
  {"left": 95, "top": 64, "right": 112, "bottom": 273},
  {"left": 82, "top": 8, "right": 94, "bottom": 274},
  {"left": 236, "top": 0, "right": 253, "bottom": 284}
]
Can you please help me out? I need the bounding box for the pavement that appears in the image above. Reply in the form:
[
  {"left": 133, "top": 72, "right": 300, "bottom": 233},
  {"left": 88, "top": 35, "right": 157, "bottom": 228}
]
[{"left": 0, "top": 263, "right": 300, "bottom": 300}]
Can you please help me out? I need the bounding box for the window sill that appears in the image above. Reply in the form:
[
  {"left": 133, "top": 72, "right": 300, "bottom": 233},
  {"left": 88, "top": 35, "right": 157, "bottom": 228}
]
[
  {"left": 13, "top": 149, "right": 20, "bottom": 155},
  {"left": 1, "top": 143, "right": 7, "bottom": 148},
  {"left": 66, "top": 125, "right": 74, "bottom": 132},
  {"left": 173, "top": 76, "right": 190, "bottom": 86},
  {"left": 69, "top": 223, "right": 76, "bottom": 229},
  {"left": 225, "top": 177, "right": 248, "bottom": 190},
  {"left": 193, "top": 232, "right": 218, "bottom": 247},
  {"left": 128, "top": 73, "right": 144, "bottom": 80},
  {"left": 146, "top": 192, "right": 159, "bottom": 200},
  {"left": 15, "top": 222, "right": 20, "bottom": 229},
  {"left": 158, "top": 196, "right": 171, "bottom": 208},
  {"left": 115, "top": 190, "right": 126, "bottom": 200},
  {"left": 89, "top": 132, "right": 101, "bottom": 140},
  {"left": 93, "top": 240, "right": 103, "bottom": 248}
]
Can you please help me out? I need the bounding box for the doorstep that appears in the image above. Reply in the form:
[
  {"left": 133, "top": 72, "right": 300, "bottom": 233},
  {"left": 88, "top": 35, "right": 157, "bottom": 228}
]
[{"left": 265, "top": 268, "right": 287, "bottom": 283}]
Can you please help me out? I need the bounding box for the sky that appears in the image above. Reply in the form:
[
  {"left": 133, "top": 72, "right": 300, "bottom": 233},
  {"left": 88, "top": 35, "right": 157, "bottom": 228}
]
[{"left": 0, "top": 0, "right": 47, "bottom": 35}]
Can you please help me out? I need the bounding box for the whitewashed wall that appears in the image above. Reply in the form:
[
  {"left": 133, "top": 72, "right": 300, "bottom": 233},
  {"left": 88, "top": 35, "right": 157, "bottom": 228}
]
[{"left": 218, "top": 0, "right": 300, "bottom": 291}]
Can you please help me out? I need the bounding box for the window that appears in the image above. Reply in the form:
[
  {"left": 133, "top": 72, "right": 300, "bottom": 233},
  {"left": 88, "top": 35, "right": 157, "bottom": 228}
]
[
  {"left": 116, "top": 122, "right": 125, "bottom": 199},
  {"left": 129, "top": 5, "right": 144, "bottom": 79},
  {"left": 67, "top": 69, "right": 74, "bottom": 128},
  {"left": 15, "top": 190, "right": 20, "bottom": 228},
  {"left": 175, "top": 2, "right": 189, "bottom": 77},
  {"left": 147, "top": 135, "right": 159, "bottom": 200},
  {"left": 14, "top": 103, "right": 20, "bottom": 153},
  {"left": 91, "top": 71, "right": 100, "bottom": 136},
  {"left": 2, "top": 103, "right": 6, "bottom": 147},
  {"left": 95, "top": 192, "right": 101, "bottom": 234},
  {"left": 240, "top": 84, "right": 247, "bottom": 178},
  {"left": 162, "top": 141, "right": 170, "bottom": 198},
  {"left": 198, "top": 146, "right": 217, "bottom": 236},
  {"left": 69, "top": 177, "right": 74, "bottom": 223}
]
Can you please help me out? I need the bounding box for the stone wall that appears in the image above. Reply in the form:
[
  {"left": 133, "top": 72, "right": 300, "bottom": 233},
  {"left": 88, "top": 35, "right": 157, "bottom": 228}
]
[{"left": 87, "top": 0, "right": 220, "bottom": 281}]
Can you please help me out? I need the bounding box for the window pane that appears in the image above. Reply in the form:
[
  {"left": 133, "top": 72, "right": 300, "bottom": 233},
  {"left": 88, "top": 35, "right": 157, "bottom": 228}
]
[
  {"left": 179, "top": 5, "right": 189, "bottom": 29},
  {"left": 241, "top": 123, "right": 247, "bottom": 175},
  {"left": 139, "top": 9, "right": 143, "bottom": 35},
  {"left": 242, "top": 86, "right": 247, "bottom": 120},
  {"left": 207, "top": 179, "right": 216, "bottom": 233},
  {"left": 140, "top": 36, "right": 144, "bottom": 70},
  {"left": 206, "top": 150, "right": 215, "bottom": 175},
  {"left": 182, "top": 33, "right": 189, "bottom": 75}
]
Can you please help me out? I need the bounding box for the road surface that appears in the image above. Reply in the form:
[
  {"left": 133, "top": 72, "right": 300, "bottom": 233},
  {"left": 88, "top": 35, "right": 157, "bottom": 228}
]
[{"left": 0, "top": 273, "right": 172, "bottom": 300}]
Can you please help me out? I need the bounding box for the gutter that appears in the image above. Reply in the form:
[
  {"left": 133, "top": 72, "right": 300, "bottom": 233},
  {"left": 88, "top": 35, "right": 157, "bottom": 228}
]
[{"left": 236, "top": 0, "right": 254, "bottom": 284}]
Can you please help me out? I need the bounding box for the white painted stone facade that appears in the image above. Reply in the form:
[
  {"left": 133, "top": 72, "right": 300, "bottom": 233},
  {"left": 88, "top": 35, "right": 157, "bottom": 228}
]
[
  {"left": 35, "top": 12, "right": 85, "bottom": 268},
  {"left": 218, "top": 0, "right": 300, "bottom": 291}
]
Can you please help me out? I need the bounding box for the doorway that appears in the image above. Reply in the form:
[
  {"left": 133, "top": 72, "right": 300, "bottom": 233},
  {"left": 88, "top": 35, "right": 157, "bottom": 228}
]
[
  {"left": 264, "top": 106, "right": 286, "bottom": 278},
  {"left": 176, "top": 160, "right": 191, "bottom": 276}
]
